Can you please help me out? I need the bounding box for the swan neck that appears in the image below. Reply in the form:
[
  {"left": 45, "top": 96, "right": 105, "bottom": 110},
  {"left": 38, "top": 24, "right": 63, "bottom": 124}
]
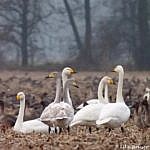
[
  {"left": 98, "top": 80, "right": 105, "bottom": 103},
  {"left": 104, "top": 83, "right": 109, "bottom": 103},
  {"left": 14, "top": 99, "right": 25, "bottom": 130},
  {"left": 62, "top": 73, "right": 67, "bottom": 89},
  {"left": 63, "top": 80, "right": 72, "bottom": 105},
  {"left": 116, "top": 71, "right": 124, "bottom": 103},
  {"left": 144, "top": 105, "right": 150, "bottom": 121},
  {"left": 54, "top": 77, "right": 61, "bottom": 103},
  {"left": 62, "top": 74, "right": 72, "bottom": 106}
]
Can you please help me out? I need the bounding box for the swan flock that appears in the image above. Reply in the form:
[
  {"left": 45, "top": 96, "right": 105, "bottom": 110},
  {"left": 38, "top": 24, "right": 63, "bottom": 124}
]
[{"left": 1, "top": 65, "right": 148, "bottom": 134}]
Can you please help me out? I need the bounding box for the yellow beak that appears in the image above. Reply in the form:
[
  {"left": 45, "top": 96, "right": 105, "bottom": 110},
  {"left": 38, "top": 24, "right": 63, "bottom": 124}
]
[
  {"left": 48, "top": 73, "right": 56, "bottom": 78},
  {"left": 70, "top": 68, "right": 77, "bottom": 74},
  {"left": 108, "top": 79, "right": 114, "bottom": 85},
  {"left": 45, "top": 72, "right": 57, "bottom": 78},
  {"left": 111, "top": 69, "right": 116, "bottom": 72},
  {"left": 72, "top": 81, "right": 79, "bottom": 88},
  {"left": 16, "top": 95, "right": 20, "bottom": 101}
]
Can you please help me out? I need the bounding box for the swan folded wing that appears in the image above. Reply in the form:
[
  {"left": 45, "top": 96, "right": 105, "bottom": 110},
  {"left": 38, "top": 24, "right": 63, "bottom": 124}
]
[
  {"left": 70, "top": 103, "right": 104, "bottom": 127},
  {"left": 40, "top": 103, "right": 61, "bottom": 120},
  {"left": 96, "top": 117, "right": 123, "bottom": 128},
  {"left": 74, "top": 104, "right": 104, "bottom": 121},
  {"left": 97, "top": 103, "right": 130, "bottom": 127},
  {"left": 20, "top": 119, "right": 49, "bottom": 133},
  {"left": 40, "top": 103, "right": 74, "bottom": 126},
  {"left": 96, "top": 117, "right": 112, "bottom": 125}
]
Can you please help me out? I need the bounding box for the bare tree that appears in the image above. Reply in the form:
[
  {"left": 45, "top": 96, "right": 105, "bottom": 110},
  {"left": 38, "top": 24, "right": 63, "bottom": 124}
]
[
  {"left": 83, "top": 0, "right": 92, "bottom": 62},
  {"left": 63, "top": 0, "right": 82, "bottom": 50},
  {"left": 0, "top": 0, "right": 52, "bottom": 67},
  {"left": 137, "top": 0, "right": 150, "bottom": 69},
  {"left": 63, "top": 0, "right": 93, "bottom": 65}
]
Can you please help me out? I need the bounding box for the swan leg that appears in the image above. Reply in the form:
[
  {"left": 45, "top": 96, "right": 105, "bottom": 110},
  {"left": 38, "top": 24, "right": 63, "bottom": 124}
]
[
  {"left": 48, "top": 126, "right": 51, "bottom": 133},
  {"left": 59, "top": 128, "right": 62, "bottom": 134},
  {"left": 89, "top": 127, "right": 92, "bottom": 134},
  {"left": 67, "top": 126, "right": 70, "bottom": 133},
  {"left": 55, "top": 127, "right": 57, "bottom": 134},
  {"left": 96, "top": 127, "right": 99, "bottom": 131},
  {"left": 108, "top": 128, "right": 111, "bottom": 132},
  {"left": 121, "top": 127, "right": 124, "bottom": 133}
]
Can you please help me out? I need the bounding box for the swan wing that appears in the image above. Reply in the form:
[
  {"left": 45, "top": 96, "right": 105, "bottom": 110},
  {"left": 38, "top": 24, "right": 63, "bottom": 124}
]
[
  {"left": 70, "top": 103, "right": 104, "bottom": 127},
  {"left": 21, "top": 119, "right": 49, "bottom": 133},
  {"left": 76, "top": 99, "right": 99, "bottom": 109},
  {"left": 96, "top": 103, "right": 130, "bottom": 128},
  {"left": 96, "top": 117, "right": 112, "bottom": 125}
]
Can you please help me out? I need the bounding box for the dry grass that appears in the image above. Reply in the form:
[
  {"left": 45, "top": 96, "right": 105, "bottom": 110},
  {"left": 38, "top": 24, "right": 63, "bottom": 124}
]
[
  {"left": 0, "top": 122, "right": 150, "bottom": 150},
  {"left": 0, "top": 70, "right": 150, "bottom": 149}
]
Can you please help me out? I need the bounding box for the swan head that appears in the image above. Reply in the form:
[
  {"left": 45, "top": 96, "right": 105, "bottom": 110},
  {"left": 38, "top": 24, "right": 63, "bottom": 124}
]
[
  {"left": 62, "top": 67, "right": 76, "bottom": 77},
  {"left": 16, "top": 92, "right": 25, "bottom": 101},
  {"left": 45, "top": 72, "right": 58, "bottom": 78},
  {"left": 113, "top": 65, "right": 124, "bottom": 74},
  {"left": 101, "top": 76, "right": 114, "bottom": 85},
  {"left": 65, "top": 78, "right": 79, "bottom": 88},
  {"left": 145, "top": 87, "right": 150, "bottom": 93}
]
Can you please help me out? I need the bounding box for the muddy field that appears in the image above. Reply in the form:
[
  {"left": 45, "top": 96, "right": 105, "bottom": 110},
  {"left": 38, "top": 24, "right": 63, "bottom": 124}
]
[{"left": 0, "top": 70, "right": 150, "bottom": 150}]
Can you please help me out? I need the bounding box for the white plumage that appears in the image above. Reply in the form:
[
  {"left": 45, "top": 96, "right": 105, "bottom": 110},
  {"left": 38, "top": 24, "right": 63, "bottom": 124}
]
[
  {"left": 70, "top": 76, "right": 114, "bottom": 127},
  {"left": 96, "top": 65, "right": 130, "bottom": 129},
  {"left": 13, "top": 92, "right": 49, "bottom": 133},
  {"left": 40, "top": 67, "right": 76, "bottom": 129}
]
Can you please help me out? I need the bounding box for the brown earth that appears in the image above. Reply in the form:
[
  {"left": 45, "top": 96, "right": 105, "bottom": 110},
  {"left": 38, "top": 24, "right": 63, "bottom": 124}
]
[{"left": 0, "top": 70, "right": 150, "bottom": 149}]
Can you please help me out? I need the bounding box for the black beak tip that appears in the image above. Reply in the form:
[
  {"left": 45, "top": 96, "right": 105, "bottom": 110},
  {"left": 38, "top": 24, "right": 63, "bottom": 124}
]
[{"left": 45, "top": 76, "right": 49, "bottom": 79}]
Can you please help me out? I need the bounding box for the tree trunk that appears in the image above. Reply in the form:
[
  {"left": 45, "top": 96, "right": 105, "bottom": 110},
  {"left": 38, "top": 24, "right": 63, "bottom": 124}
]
[
  {"left": 63, "top": 0, "right": 82, "bottom": 50},
  {"left": 137, "top": 0, "right": 150, "bottom": 69},
  {"left": 83, "top": 0, "right": 92, "bottom": 63},
  {"left": 21, "top": 0, "right": 28, "bottom": 67}
]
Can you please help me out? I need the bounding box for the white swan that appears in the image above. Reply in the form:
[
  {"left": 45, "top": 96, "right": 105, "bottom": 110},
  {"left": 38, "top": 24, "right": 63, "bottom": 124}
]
[
  {"left": 13, "top": 92, "right": 50, "bottom": 133},
  {"left": 53, "top": 78, "right": 77, "bottom": 129},
  {"left": 62, "top": 67, "right": 76, "bottom": 106},
  {"left": 96, "top": 65, "right": 130, "bottom": 129},
  {"left": 40, "top": 72, "right": 62, "bottom": 127},
  {"left": 70, "top": 76, "right": 114, "bottom": 127},
  {"left": 143, "top": 87, "right": 150, "bottom": 105},
  {"left": 76, "top": 83, "right": 109, "bottom": 109},
  {"left": 40, "top": 67, "right": 76, "bottom": 127},
  {"left": 40, "top": 77, "right": 77, "bottom": 131}
]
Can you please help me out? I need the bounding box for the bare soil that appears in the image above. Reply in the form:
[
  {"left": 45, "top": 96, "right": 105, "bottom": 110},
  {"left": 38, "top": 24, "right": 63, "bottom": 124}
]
[{"left": 0, "top": 70, "right": 150, "bottom": 150}]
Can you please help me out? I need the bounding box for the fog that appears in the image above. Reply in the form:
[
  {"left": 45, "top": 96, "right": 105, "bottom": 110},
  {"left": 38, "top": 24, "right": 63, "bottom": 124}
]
[{"left": 0, "top": 0, "right": 149, "bottom": 70}]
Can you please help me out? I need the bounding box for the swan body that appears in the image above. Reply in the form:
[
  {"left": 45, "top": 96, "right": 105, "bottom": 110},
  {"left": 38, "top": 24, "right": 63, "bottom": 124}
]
[
  {"left": 13, "top": 92, "right": 49, "bottom": 133},
  {"left": 96, "top": 102, "right": 130, "bottom": 128},
  {"left": 40, "top": 67, "right": 76, "bottom": 129},
  {"left": 76, "top": 99, "right": 100, "bottom": 109},
  {"left": 16, "top": 118, "right": 49, "bottom": 133},
  {"left": 96, "top": 65, "right": 130, "bottom": 129},
  {"left": 70, "top": 103, "right": 105, "bottom": 127},
  {"left": 76, "top": 84, "right": 109, "bottom": 109},
  {"left": 53, "top": 78, "right": 75, "bottom": 128},
  {"left": 70, "top": 76, "right": 113, "bottom": 127},
  {"left": 40, "top": 73, "right": 62, "bottom": 126}
]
